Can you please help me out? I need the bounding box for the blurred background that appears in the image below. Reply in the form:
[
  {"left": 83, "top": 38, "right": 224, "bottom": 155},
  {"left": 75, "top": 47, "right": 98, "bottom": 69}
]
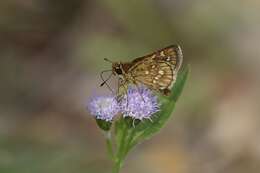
[{"left": 0, "top": 0, "right": 260, "bottom": 173}]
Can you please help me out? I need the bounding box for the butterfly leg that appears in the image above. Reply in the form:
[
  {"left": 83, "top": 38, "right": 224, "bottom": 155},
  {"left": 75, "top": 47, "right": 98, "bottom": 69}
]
[
  {"left": 118, "top": 79, "right": 129, "bottom": 107},
  {"left": 133, "top": 82, "right": 145, "bottom": 103},
  {"left": 122, "top": 83, "right": 129, "bottom": 107},
  {"left": 116, "top": 78, "right": 122, "bottom": 101},
  {"left": 116, "top": 78, "right": 128, "bottom": 102}
]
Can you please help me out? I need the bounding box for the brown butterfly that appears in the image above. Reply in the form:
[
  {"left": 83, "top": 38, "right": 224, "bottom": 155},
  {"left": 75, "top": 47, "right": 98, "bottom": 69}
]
[{"left": 100, "top": 45, "right": 183, "bottom": 96}]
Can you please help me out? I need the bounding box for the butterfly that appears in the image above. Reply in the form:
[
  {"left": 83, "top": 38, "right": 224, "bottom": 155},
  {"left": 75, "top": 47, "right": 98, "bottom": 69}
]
[{"left": 100, "top": 45, "right": 183, "bottom": 96}]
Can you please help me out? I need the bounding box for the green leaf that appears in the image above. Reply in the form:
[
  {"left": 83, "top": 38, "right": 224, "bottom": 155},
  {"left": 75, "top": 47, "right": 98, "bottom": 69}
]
[
  {"left": 114, "top": 117, "right": 126, "bottom": 147},
  {"left": 127, "top": 65, "right": 190, "bottom": 150},
  {"left": 114, "top": 117, "right": 131, "bottom": 162},
  {"left": 96, "top": 119, "right": 112, "bottom": 131}
]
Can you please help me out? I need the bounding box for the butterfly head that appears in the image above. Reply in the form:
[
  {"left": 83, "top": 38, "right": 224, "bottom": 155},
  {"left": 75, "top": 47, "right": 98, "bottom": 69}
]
[
  {"left": 112, "top": 62, "right": 123, "bottom": 75},
  {"left": 103, "top": 58, "right": 123, "bottom": 75}
]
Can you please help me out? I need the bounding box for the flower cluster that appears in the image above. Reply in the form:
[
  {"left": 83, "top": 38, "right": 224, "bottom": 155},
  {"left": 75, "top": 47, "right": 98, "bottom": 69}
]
[
  {"left": 88, "top": 96, "right": 120, "bottom": 121},
  {"left": 120, "top": 86, "right": 160, "bottom": 120},
  {"left": 87, "top": 85, "right": 160, "bottom": 121}
]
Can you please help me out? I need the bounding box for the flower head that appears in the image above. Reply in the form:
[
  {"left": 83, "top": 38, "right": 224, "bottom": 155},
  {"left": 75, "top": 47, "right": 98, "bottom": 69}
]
[
  {"left": 87, "top": 96, "right": 120, "bottom": 121},
  {"left": 120, "top": 85, "right": 160, "bottom": 120}
]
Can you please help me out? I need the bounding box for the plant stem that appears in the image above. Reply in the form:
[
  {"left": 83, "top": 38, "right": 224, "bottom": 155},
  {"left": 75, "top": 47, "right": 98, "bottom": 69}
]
[
  {"left": 112, "top": 159, "right": 122, "bottom": 173},
  {"left": 124, "top": 128, "right": 135, "bottom": 155},
  {"left": 105, "top": 131, "right": 114, "bottom": 161},
  {"left": 112, "top": 122, "right": 127, "bottom": 173}
]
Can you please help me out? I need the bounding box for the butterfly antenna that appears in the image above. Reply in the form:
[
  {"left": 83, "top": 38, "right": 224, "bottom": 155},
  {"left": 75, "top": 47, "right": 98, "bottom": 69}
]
[
  {"left": 100, "top": 70, "right": 114, "bottom": 94},
  {"left": 104, "top": 58, "right": 113, "bottom": 63},
  {"left": 100, "top": 70, "right": 112, "bottom": 86}
]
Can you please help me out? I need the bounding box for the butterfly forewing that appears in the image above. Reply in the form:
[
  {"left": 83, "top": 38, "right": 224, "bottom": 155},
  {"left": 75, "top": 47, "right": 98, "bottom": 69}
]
[
  {"left": 127, "top": 45, "right": 183, "bottom": 95},
  {"left": 131, "top": 45, "right": 183, "bottom": 71}
]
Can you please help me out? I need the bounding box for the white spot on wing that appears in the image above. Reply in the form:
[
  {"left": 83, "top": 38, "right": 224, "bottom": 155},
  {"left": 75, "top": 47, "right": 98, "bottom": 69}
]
[{"left": 158, "top": 70, "right": 164, "bottom": 75}]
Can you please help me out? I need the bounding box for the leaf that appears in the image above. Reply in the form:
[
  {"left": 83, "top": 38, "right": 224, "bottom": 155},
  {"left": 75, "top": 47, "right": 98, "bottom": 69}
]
[
  {"left": 127, "top": 65, "right": 190, "bottom": 149},
  {"left": 114, "top": 117, "right": 127, "bottom": 148},
  {"left": 96, "top": 119, "right": 112, "bottom": 131},
  {"left": 114, "top": 117, "right": 132, "bottom": 161}
]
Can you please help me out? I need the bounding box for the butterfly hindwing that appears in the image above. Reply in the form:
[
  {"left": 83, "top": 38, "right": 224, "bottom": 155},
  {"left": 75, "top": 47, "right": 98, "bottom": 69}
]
[{"left": 131, "top": 61, "right": 175, "bottom": 95}]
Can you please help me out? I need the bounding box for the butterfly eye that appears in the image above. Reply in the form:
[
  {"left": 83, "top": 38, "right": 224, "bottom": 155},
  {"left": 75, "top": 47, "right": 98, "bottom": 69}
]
[{"left": 115, "top": 68, "right": 123, "bottom": 75}]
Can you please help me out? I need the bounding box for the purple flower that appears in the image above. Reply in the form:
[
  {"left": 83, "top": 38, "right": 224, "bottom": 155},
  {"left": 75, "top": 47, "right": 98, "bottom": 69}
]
[
  {"left": 88, "top": 96, "right": 120, "bottom": 121},
  {"left": 120, "top": 85, "right": 160, "bottom": 120}
]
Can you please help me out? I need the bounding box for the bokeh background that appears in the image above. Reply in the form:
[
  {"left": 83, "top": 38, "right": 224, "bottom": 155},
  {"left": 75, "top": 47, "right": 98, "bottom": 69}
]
[{"left": 0, "top": 1, "right": 260, "bottom": 173}]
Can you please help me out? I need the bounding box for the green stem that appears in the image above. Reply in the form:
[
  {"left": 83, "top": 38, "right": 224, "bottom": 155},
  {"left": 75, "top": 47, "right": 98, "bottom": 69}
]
[
  {"left": 105, "top": 131, "right": 114, "bottom": 161},
  {"left": 123, "top": 128, "right": 135, "bottom": 156},
  {"left": 112, "top": 159, "right": 122, "bottom": 173},
  {"left": 112, "top": 123, "right": 127, "bottom": 173},
  {"left": 117, "top": 130, "right": 126, "bottom": 160}
]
